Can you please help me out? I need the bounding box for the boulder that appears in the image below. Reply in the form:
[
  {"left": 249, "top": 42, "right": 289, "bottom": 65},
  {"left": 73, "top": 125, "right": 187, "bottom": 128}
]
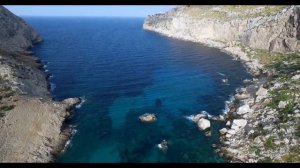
[
  {"left": 219, "top": 128, "right": 228, "bottom": 134},
  {"left": 197, "top": 118, "right": 211, "bottom": 131},
  {"left": 232, "top": 119, "right": 247, "bottom": 128},
  {"left": 278, "top": 101, "right": 288, "bottom": 109},
  {"left": 227, "top": 129, "right": 236, "bottom": 135},
  {"left": 231, "top": 125, "right": 240, "bottom": 131},
  {"left": 237, "top": 104, "right": 251, "bottom": 115},
  {"left": 256, "top": 86, "right": 268, "bottom": 102},
  {"left": 234, "top": 93, "right": 250, "bottom": 100},
  {"left": 226, "top": 121, "right": 231, "bottom": 126},
  {"left": 291, "top": 74, "right": 300, "bottom": 80},
  {"left": 139, "top": 113, "right": 157, "bottom": 123}
]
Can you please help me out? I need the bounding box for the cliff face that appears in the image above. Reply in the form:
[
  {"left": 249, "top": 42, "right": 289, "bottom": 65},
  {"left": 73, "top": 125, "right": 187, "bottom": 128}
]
[
  {"left": 144, "top": 5, "right": 300, "bottom": 53},
  {"left": 0, "top": 6, "right": 42, "bottom": 54},
  {"left": 0, "top": 6, "right": 79, "bottom": 162},
  {"left": 144, "top": 6, "right": 300, "bottom": 163}
]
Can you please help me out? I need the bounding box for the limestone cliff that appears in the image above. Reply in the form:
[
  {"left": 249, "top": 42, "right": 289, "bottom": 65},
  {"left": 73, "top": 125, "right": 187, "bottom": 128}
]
[
  {"left": 144, "top": 5, "right": 300, "bottom": 54},
  {"left": 144, "top": 6, "right": 300, "bottom": 163},
  {"left": 0, "top": 6, "right": 80, "bottom": 162}
]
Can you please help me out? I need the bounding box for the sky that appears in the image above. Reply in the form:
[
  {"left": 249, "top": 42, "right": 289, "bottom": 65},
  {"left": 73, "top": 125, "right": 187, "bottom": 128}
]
[{"left": 4, "top": 5, "right": 176, "bottom": 17}]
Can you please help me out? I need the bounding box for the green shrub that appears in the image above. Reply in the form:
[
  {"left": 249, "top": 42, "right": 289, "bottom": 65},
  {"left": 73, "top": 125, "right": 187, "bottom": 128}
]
[
  {"left": 0, "top": 105, "right": 15, "bottom": 112},
  {"left": 265, "top": 136, "right": 276, "bottom": 150}
]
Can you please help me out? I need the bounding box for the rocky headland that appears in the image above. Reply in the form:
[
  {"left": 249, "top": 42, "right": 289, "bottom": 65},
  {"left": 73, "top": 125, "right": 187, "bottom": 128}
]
[
  {"left": 0, "top": 6, "right": 80, "bottom": 162},
  {"left": 144, "top": 5, "right": 300, "bottom": 162}
]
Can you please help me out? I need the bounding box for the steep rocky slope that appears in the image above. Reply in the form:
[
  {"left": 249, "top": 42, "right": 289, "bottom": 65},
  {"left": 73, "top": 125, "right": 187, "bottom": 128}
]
[
  {"left": 0, "top": 6, "right": 80, "bottom": 162},
  {"left": 144, "top": 5, "right": 300, "bottom": 163}
]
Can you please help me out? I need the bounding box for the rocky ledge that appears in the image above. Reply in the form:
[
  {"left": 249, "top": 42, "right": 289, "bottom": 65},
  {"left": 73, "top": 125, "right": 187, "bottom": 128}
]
[
  {"left": 144, "top": 5, "right": 300, "bottom": 162},
  {"left": 0, "top": 6, "right": 80, "bottom": 162}
]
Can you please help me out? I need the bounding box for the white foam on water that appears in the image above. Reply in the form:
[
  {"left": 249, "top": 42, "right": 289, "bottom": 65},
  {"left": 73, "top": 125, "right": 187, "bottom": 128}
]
[
  {"left": 201, "top": 111, "right": 212, "bottom": 119},
  {"left": 184, "top": 115, "right": 195, "bottom": 121},
  {"left": 76, "top": 96, "right": 86, "bottom": 109},
  {"left": 50, "top": 83, "right": 56, "bottom": 91},
  {"left": 62, "top": 125, "right": 78, "bottom": 152},
  {"left": 222, "top": 95, "right": 235, "bottom": 114},
  {"left": 218, "top": 72, "right": 226, "bottom": 76}
]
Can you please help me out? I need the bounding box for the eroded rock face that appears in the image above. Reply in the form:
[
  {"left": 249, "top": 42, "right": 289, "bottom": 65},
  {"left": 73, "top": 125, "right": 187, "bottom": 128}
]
[{"left": 144, "top": 6, "right": 300, "bottom": 54}]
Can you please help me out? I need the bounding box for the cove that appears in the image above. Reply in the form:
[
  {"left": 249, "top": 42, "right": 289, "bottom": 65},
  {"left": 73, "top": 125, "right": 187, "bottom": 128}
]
[{"left": 25, "top": 17, "right": 251, "bottom": 163}]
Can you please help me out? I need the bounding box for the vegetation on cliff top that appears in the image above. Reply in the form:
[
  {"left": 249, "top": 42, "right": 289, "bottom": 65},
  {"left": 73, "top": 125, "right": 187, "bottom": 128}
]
[{"left": 183, "top": 5, "right": 288, "bottom": 20}]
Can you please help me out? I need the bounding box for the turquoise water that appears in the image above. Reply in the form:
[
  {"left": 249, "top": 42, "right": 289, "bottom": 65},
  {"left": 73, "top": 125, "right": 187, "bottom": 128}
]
[{"left": 25, "top": 17, "right": 251, "bottom": 162}]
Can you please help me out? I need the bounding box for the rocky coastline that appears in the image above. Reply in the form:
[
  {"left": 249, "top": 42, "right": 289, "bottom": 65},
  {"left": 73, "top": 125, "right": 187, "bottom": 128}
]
[
  {"left": 0, "top": 6, "right": 80, "bottom": 162},
  {"left": 144, "top": 5, "right": 300, "bottom": 162}
]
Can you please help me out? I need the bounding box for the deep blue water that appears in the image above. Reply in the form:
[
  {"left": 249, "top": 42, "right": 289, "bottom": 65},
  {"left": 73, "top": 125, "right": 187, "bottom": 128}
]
[{"left": 25, "top": 17, "right": 251, "bottom": 163}]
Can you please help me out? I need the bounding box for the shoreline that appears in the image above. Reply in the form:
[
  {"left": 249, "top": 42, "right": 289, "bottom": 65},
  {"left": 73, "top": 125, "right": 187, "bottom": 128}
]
[
  {"left": 0, "top": 6, "right": 81, "bottom": 162},
  {"left": 143, "top": 5, "right": 300, "bottom": 162}
]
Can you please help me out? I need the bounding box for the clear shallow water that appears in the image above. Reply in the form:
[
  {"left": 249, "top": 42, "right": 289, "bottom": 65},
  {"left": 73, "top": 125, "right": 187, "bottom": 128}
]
[{"left": 25, "top": 17, "right": 251, "bottom": 163}]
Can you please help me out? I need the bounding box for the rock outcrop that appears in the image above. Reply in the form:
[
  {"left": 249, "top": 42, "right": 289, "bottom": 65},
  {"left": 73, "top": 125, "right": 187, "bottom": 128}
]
[
  {"left": 0, "top": 6, "right": 79, "bottom": 162},
  {"left": 0, "top": 6, "right": 42, "bottom": 54}
]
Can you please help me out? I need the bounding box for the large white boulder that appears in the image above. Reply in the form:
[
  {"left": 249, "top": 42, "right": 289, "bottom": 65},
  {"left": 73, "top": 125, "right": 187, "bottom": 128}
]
[
  {"left": 197, "top": 118, "right": 211, "bottom": 131},
  {"left": 237, "top": 104, "right": 251, "bottom": 115},
  {"left": 232, "top": 119, "right": 247, "bottom": 128}
]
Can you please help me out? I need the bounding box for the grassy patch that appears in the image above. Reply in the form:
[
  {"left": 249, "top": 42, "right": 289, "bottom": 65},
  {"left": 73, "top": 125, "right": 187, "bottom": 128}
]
[
  {"left": 0, "top": 105, "right": 15, "bottom": 118},
  {"left": 0, "top": 86, "right": 15, "bottom": 99},
  {"left": 295, "top": 124, "right": 300, "bottom": 137},
  {"left": 281, "top": 144, "right": 300, "bottom": 162},
  {"left": 268, "top": 87, "right": 296, "bottom": 122},
  {"left": 185, "top": 6, "right": 288, "bottom": 21},
  {"left": 265, "top": 136, "right": 277, "bottom": 150}
]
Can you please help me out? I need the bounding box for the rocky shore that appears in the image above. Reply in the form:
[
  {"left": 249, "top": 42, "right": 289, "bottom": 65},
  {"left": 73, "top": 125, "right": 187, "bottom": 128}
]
[
  {"left": 144, "top": 5, "right": 300, "bottom": 162},
  {"left": 0, "top": 6, "right": 80, "bottom": 162}
]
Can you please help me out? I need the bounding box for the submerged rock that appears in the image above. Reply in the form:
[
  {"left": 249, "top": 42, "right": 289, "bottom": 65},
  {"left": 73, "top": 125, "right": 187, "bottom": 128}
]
[
  {"left": 139, "top": 113, "right": 157, "bottom": 123},
  {"left": 157, "top": 139, "right": 168, "bottom": 151},
  {"left": 197, "top": 118, "right": 211, "bottom": 131}
]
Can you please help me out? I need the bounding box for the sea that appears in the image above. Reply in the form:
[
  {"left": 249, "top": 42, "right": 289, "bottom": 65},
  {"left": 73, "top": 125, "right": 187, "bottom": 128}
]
[{"left": 24, "top": 17, "right": 251, "bottom": 163}]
